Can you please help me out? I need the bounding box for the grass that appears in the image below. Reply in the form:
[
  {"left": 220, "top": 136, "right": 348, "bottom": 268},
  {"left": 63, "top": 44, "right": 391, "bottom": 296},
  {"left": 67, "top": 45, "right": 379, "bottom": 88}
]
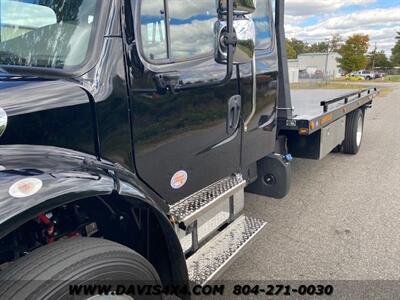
[
  {"left": 377, "top": 75, "right": 400, "bottom": 82},
  {"left": 336, "top": 75, "right": 400, "bottom": 83},
  {"left": 291, "top": 81, "right": 393, "bottom": 97},
  {"left": 377, "top": 87, "right": 393, "bottom": 97}
]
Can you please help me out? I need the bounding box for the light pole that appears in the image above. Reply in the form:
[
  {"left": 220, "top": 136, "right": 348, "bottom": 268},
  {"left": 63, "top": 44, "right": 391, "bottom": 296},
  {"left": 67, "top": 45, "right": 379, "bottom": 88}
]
[{"left": 324, "top": 39, "right": 330, "bottom": 84}]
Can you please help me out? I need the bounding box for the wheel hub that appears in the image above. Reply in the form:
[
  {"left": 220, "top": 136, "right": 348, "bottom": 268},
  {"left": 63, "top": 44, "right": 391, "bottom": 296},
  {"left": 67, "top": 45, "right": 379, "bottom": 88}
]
[{"left": 356, "top": 115, "right": 363, "bottom": 147}]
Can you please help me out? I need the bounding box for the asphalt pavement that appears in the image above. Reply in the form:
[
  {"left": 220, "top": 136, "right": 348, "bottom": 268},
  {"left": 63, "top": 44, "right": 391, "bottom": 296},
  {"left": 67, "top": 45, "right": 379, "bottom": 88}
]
[{"left": 220, "top": 83, "right": 400, "bottom": 293}]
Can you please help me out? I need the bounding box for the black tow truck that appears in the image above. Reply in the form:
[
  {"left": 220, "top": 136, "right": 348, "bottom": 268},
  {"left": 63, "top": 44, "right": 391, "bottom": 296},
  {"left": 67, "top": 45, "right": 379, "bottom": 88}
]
[{"left": 0, "top": 0, "right": 377, "bottom": 298}]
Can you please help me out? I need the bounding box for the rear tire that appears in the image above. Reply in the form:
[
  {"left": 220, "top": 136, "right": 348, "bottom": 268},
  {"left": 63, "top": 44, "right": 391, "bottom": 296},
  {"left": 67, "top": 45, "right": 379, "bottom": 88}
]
[
  {"left": 0, "top": 238, "right": 162, "bottom": 300},
  {"left": 343, "top": 109, "right": 364, "bottom": 154}
]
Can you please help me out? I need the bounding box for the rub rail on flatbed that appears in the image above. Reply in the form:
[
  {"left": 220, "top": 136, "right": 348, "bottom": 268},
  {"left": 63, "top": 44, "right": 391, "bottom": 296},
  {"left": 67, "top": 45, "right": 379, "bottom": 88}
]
[{"left": 279, "top": 87, "right": 378, "bottom": 136}]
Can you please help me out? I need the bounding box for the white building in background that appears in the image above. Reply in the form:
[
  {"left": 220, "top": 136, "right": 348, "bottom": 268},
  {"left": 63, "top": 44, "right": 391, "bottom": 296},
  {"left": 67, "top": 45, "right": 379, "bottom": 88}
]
[
  {"left": 287, "top": 59, "right": 299, "bottom": 83},
  {"left": 297, "top": 52, "right": 342, "bottom": 79}
]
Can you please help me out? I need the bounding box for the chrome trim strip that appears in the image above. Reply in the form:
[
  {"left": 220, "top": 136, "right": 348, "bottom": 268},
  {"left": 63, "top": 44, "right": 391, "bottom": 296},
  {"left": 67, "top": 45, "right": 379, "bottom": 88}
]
[{"left": 244, "top": 54, "right": 257, "bottom": 132}]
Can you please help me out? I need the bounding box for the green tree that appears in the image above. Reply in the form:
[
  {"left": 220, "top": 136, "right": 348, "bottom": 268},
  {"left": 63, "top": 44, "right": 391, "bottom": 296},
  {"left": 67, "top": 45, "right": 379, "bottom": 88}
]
[
  {"left": 285, "top": 34, "right": 343, "bottom": 59},
  {"left": 391, "top": 32, "right": 400, "bottom": 66},
  {"left": 307, "top": 34, "right": 342, "bottom": 54},
  {"left": 368, "top": 48, "right": 392, "bottom": 69},
  {"left": 287, "top": 38, "right": 309, "bottom": 56},
  {"left": 309, "top": 42, "right": 328, "bottom": 53},
  {"left": 328, "top": 33, "right": 342, "bottom": 52},
  {"left": 338, "top": 34, "right": 369, "bottom": 73},
  {"left": 286, "top": 39, "right": 297, "bottom": 59}
]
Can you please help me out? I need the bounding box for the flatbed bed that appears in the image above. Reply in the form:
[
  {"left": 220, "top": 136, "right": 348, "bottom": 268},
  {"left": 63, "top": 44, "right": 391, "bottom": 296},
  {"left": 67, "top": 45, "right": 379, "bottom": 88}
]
[
  {"left": 291, "top": 89, "right": 356, "bottom": 118},
  {"left": 278, "top": 87, "right": 378, "bottom": 160},
  {"left": 279, "top": 87, "right": 378, "bottom": 135}
]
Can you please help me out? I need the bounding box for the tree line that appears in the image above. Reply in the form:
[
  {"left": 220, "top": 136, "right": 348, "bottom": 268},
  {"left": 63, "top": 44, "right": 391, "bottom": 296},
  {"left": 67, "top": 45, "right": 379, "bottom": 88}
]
[{"left": 286, "top": 32, "right": 400, "bottom": 73}]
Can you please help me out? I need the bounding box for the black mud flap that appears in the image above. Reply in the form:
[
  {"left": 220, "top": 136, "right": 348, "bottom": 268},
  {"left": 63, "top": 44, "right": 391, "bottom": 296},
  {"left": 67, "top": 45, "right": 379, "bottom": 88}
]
[{"left": 246, "top": 153, "right": 291, "bottom": 199}]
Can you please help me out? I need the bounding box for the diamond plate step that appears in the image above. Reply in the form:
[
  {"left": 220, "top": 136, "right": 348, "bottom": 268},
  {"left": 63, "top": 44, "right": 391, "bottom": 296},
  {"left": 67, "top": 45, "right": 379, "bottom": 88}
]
[
  {"left": 186, "top": 215, "right": 266, "bottom": 285},
  {"left": 170, "top": 174, "right": 245, "bottom": 226}
]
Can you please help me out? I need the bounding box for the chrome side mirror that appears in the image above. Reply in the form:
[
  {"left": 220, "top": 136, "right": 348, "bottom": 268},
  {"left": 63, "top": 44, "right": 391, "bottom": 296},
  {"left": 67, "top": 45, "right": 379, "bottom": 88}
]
[
  {"left": 217, "top": 0, "right": 256, "bottom": 15},
  {"left": 215, "top": 17, "right": 255, "bottom": 65}
]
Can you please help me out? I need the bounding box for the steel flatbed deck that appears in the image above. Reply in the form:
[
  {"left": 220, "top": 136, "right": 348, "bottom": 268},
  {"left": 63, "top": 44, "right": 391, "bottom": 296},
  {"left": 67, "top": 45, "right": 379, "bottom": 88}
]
[{"left": 278, "top": 87, "right": 378, "bottom": 136}]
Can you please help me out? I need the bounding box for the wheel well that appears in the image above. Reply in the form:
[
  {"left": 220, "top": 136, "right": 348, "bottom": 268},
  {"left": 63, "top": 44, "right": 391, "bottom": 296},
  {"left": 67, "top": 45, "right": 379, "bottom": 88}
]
[{"left": 0, "top": 194, "right": 188, "bottom": 287}]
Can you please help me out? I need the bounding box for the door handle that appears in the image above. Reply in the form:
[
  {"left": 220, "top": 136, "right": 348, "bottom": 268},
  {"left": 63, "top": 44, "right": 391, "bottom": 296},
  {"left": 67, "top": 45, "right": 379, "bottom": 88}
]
[
  {"left": 227, "top": 95, "right": 241, "bottom": 135},
  {"left": 154, "top": 72, "right": 181, "bottom": 93}
]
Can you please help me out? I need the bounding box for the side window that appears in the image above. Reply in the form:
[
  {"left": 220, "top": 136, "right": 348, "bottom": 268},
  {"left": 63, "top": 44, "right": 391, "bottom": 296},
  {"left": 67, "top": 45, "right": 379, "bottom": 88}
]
[
  {"left": 140, "top": 0, "right": 168, "bottom": 60},
  {"left": 139, "top": 0, "right": 273, "bottom": 63},
  {"left": 139, "top": 0, "right": 217, "bottom": 63},
  {"left": 253, "top": 0, "right": 273, "bottom": 50},
  {"left": 168, "top": 0, "right": 217, "bottom": 60}
]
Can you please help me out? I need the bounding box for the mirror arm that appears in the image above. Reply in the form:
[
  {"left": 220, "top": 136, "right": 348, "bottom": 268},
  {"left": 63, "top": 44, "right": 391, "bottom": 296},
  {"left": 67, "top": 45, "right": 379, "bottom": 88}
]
[
  {"left": 220, "top": 0, "right": 235, "bottom": 84},
  {"left": 222, "top": 0, "right": 235, "bottom": 82}
]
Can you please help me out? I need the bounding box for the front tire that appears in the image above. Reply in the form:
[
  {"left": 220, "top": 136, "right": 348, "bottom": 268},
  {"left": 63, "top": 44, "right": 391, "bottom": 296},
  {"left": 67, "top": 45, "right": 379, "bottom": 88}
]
[
  {"left": 343, "top": 109, "right": 364, "bottom": 154},
  {"left": 0, "top": 238, "right": 162, "bottom": 300}
]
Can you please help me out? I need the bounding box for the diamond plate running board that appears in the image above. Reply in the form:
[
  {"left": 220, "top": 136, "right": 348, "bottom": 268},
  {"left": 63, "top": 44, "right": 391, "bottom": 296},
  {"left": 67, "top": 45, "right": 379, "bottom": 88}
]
[
  {"left": 170, "top": 174, "right": 245, "bottom": 226},
  {"left": 186, "top": 215, "right": 266, "bottom": 285}
]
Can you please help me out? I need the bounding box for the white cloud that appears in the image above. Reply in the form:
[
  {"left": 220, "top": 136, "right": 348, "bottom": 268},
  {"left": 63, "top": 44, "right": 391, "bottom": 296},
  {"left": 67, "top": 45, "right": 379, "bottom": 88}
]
[
  {"left": 286, "top": 0, "right": 376, "bottom": 16},
  {"left": 285, "top": 3, "right": 400, "bottom": 55}
]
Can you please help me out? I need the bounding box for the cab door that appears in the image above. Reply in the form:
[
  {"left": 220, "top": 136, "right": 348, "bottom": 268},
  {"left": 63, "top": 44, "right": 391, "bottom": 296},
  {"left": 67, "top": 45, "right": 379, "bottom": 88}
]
[
  {"left": 129, "top": 0, "right": 241, "bottom": 203},
  {"left": 240, "top": 0, "right": 278, "bottom": 168}
]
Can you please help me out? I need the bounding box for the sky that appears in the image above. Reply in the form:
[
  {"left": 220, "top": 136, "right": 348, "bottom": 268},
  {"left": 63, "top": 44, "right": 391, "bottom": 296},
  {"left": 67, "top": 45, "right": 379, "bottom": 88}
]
[{"left": 285, "top": 0, "right": 400, "bottom": 56}]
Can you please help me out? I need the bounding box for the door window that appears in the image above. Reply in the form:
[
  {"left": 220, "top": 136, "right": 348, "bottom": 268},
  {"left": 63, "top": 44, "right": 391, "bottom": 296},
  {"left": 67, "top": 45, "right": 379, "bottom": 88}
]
[
  {"left": 253, "top": 0, "right": 273, "bottom": 50},
  {"left": 140, "top": 0, "right": 168, "bottom": 60},
  {"left": 139, "top": 0, "right": 217, "bottom": 63},
  {"left": 139, "top": 0, "right": 273, "bottom": 63},
  {"left": 168, "top": 0, "right": 217, "bottom": 60}
]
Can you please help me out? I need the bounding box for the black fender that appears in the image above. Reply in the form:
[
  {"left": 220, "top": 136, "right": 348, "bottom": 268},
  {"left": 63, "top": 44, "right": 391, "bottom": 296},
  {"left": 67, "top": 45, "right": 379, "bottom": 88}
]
[{"left": 0, "top": 145, "right": 188, "bottom": 288}]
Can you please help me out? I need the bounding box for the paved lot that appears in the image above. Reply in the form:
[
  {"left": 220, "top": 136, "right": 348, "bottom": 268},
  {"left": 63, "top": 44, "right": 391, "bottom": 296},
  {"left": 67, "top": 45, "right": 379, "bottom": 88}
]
[{"left": 223, "top": 83, "right": 400, "bottom": 282}]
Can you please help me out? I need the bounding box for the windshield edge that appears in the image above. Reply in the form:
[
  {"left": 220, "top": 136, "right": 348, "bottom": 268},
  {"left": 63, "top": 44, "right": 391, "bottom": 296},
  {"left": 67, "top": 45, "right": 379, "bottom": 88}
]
[{"left": 0, "top": 0, "right": 111, "bottom": 79}]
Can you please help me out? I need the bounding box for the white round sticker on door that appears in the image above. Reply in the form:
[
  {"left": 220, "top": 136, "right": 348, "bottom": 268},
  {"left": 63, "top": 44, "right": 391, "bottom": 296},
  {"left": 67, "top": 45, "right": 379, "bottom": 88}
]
[
  {"left": 9, "top": 178, "right": 43, "bottom": 198},
  {"left": 170, "top": 170, "right": 188, "bottom": 190}
]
